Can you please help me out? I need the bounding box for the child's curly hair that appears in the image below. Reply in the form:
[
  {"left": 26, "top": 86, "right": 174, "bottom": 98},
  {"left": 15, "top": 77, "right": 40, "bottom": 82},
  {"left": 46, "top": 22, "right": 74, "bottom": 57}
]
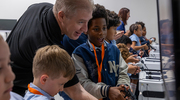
[
  {"left": 88, "top": 4, "right": 108, "bottom": 29},
  {"left": 106, "top": 9, "right": 120, "bottom": 29},
  {"left": 116, "top": 43, "right": 130, "bottom": 60}
]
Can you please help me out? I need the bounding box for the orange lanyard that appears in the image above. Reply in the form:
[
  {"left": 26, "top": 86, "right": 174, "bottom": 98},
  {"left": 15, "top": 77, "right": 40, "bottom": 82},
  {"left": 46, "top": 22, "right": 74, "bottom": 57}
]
[
  {"left": 28, "top": 84, "right": 44, "bottom": 96},
  {"left": 91, "top": 43, "right": 105, "bottom": 82}
]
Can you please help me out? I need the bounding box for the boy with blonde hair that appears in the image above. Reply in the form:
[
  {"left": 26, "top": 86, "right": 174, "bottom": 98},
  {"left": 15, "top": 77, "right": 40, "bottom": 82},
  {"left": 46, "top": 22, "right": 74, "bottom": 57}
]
[{"left": 24, "top": 45, "right": 75, "bottom": 100}]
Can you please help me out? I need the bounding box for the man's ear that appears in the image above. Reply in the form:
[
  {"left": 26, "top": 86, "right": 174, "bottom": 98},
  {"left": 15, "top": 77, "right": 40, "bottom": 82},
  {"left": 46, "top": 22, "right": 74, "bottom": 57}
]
[
  {"left": 58, "top": 11, "right": 65, "bottom": 22},
  {"left": 40, "top": 74, "right": 49, "bottom": 85}
]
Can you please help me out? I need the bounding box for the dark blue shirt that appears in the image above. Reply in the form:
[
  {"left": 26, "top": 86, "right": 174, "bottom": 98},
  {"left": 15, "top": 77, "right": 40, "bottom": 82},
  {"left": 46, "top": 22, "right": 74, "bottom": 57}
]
[
  {"left": 139, "top": 36, "right": 150, "bottom": 57},
  {"left": 139, "top": 36, "right": 150, "bottom": 45}
]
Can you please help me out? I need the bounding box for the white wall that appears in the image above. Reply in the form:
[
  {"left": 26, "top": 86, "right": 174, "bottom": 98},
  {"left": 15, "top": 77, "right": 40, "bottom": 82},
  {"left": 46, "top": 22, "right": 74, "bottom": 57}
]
[
  {"left": 0, "top": 0, "right": 56, "bottom": 40},
  {"left": 0, "top": 0, "right": 159, "bottom": 42},
  {"left": 0, "top": 0, "right": 55, "bottom": 19}
]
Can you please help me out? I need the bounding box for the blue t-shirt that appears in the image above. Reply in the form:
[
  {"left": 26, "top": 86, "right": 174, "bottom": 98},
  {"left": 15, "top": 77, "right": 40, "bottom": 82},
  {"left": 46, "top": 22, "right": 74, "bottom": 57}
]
[
  {"left": 116, "top": 20, "right": 126, "bottom": 33},
  {"left": 129, "top": 34, "right": 141, "bottom": 53}
]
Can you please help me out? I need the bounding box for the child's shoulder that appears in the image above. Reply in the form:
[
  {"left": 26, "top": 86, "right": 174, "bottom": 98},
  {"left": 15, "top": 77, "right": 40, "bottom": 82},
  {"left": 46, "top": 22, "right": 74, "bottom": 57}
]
[
  {"left": 73, "top": 43, "right": 89, "bottom": 53},
  {"left": 10, "top": 92, "right": 23, "bottom": 100},
  {"left": 129, "top": 34, "right": 135, "bottom": 38},
  {"left": 106, "top": 43, "right": 120, "bottom": 53},
  {"left": 129, "top": 34, "right": 138, "bottom": 40},
  {"left": 24, "top": 92, "right": 49, "bottom": 100},
  {"left": 107, "top": 43, "right": 116, "bottom": 48}
]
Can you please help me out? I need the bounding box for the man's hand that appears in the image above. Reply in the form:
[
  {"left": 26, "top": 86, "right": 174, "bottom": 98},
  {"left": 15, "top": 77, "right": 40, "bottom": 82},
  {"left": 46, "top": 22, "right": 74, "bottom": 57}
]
[
  {"left": 108, "top": 86, "right": 125, "bottom": 100},
  {"left": 64, "top": 82, "right": 97, "bottom": 100}
]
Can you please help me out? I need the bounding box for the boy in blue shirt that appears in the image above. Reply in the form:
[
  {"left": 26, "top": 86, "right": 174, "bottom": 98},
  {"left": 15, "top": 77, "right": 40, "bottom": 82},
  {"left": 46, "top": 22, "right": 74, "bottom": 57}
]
[
  {"left": 72, "top": 4, "right": 130, "bottom": 100},
  {"left": 105, "top": 9, "right": 120, "bottom": 46},
  {"left": 24, "top": 45, "right": 75, "bottom": 100}
]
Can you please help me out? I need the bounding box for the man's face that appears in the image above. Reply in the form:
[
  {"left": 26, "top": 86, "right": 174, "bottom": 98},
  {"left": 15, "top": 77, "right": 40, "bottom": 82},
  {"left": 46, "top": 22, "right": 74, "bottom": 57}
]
[{"left": 60, "top": 9, "right": 92, "bottom": 40}]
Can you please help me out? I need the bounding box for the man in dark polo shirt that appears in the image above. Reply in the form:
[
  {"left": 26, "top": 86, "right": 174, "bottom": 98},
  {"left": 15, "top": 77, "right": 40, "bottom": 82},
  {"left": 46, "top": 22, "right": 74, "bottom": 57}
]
[{"left": 6, "top": 0, "right": 97, "bottom": 100}]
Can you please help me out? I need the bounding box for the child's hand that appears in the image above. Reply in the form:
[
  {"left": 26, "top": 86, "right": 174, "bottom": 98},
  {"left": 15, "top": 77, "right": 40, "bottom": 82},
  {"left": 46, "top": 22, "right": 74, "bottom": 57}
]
[
  {"left": 133, "top": 66, "right": 141, "bottom": 75},
  {"left": 149, "top": 39, "right": 153, "bottom": 44},
  {"left": 118, "top": 84, "right": 131, "bottom": 100},
  {"left": 126, "top": 55, "right": 140, "bottom": 63},
  {"left": 114, "top": 31, "right": 124, "bottom": 40},
  {"left": 150, "top": 37, "right": 156, "bottom": 42},
  {"left": 108, "top": 86, "right": 125, "bottom": 100},
  {"left": 128, "top": 64, "right": 140, "bottom": 74},
  {"left": 142, "top": 44, "right": 148, "bottom": 50},
  {"left": 153, "top": 37, "right": 156, "bottom": 41},
  {"left": 139, "top": 50, "right": 144, "bottom": 56}
]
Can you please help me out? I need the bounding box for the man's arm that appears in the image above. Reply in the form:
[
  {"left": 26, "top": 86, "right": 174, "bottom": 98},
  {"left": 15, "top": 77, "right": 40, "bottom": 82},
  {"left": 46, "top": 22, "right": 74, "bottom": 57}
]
[{"left": 64, "top": 82, "right": 97, "bottom": 100}]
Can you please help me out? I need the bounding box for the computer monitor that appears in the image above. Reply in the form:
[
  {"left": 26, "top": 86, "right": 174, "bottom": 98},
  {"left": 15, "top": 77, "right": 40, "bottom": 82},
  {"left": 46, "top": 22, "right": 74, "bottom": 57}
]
[{"left": 158, "top": 0, "right": 180, "bottom": 100}]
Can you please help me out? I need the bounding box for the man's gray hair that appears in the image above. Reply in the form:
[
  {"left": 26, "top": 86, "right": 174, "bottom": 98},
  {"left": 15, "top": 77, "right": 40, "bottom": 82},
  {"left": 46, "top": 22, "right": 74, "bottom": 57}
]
[{"left": 54, "top": 0, "right": 94, "bottom": 17}]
